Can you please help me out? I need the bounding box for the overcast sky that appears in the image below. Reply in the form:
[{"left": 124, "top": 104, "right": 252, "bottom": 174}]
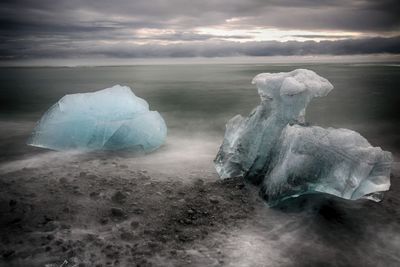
[{"left": 1, "top": 0, "right": 399, "bottom": 63}]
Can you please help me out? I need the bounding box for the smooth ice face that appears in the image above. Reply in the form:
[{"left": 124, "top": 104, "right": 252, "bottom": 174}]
[
  {"left": 28, "top": 85, "right": 167, "bottom": 152},
  {"left": 263, "top": 125, "right": 392, "bottom": 205},
  {"left": 215, "top": 69, "right": 333, "bottom": 180},
  {"left": 214, "top": 69, "right": 392, "bottom": 205}
]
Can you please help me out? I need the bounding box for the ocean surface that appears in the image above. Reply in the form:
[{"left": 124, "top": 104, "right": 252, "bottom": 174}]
[
  {"left": 1, "top": 63, "right": 400, "bottom": 266},
  {"left": 0, "top": 63, "right": 399, "bottom": 164}
]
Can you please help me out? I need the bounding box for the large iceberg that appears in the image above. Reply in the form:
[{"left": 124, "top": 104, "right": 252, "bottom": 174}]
[
  {"left": 28, "top": 85, "right": 167, "bottom": 152},
  {"left": 214, "top": 69, "right": 392, "bottom": 206}
]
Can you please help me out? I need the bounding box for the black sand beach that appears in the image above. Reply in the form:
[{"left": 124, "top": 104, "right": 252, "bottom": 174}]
[{"left": 0, "top": 150, "right": 399, "bottom": 267}]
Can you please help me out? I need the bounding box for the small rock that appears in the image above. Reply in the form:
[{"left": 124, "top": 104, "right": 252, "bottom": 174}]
[
  {"left": 143, "top": 229, "right": 153, "bottom": 235},
  {"left": 198, "top": 187, "right": 206, "bottom": 193},
  {"left": 85, "top": 233, "right": 97, "bottom": 242},
  {"left": 60, "top": 223, "right": 71, "bottom": 230},
  {"left": 132, "top": 208, "right": 144, "bottom": 215},
  {"left": 130, "top": 221, "right": 140, "bottom": 229},
  {"left": 177, "top": 234, "right": 190, "bottom": 242},
  {"left": 73, "top": 190, "right": 81, "bottom": 195},
  {"left": 67, "top": 249, "right": 75, "bottom": 257},
  {"left": 100, "top": 218, "right": 108, "bottom": 225},
  {"left": 43, "top": 222, "right": 58, "bottom": 232},
  {"left": 17, "top": 250, "right": 30, "bottom": 259},
  {"left": 158, "top": 235, "right": 168, "bottom": 243},
  {"left": 236, "top": 183, "right": 245, "bottom": 189},
  {"left": 110, "top": 208, "right": 126, "bottom": 218},
  {"left": 2, "top": 250, "right": 15, "bottom": 258},
  {"left": 111, "top": 191, "right": 126, "bottom": 204},
  {"left": 63, "top": 207, "right": 71, "bottom": 213},
  {"left": 209, "top": 196, "right": 219, "bottom": 204},
  {"left": 43, "top": 215, "right": 54, "bottom": 224},
  {"left": 147, "top": 242, "right": 159, "bottom": 249},
  {"left": 10, "top": 217, "right": 22, "bottom": 224},
  {"left": 90, "top": 191, "right": 100, "bottom": 198},
  {"left": 120, "top": 231, "right": 134, "bottom": 241}
]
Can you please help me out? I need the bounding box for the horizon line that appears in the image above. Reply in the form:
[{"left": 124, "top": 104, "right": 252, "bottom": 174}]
[{"left": 1, "top": 54, "right": 400, "bottom": 68}]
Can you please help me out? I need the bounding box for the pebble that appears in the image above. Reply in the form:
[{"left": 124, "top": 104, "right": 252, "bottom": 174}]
[
  {"left": 9, "top": 199, "right": 17, "bottom": 207},
  {"left": 110, "top": 207, "right": 126, "bottom": 218},
  {"left": 209, "top": 196, "right": 219, "bottom": 204},
  {"left": 130, "top": 221, "right": 140, "bottom": 229},
  {"left": 100, "top": 218, "right": 108, "bottom": 225},
  {"left": 111, "top": 191, "right": 127, "bottom": 204},
  {"left": 43, "top": 222, "right": 58, "bottom": 232},
  {"left": 90, "top": 191, "right": 100, "bottom": 198},
  {"left": 132, "top": 208, "right": 144, "bottom": 215},
  {"left": 2, "top": 250, "right": 15, "bottom": 258},
  {"left": 120, "top": 231, "right": 134, "bottom": 241}
]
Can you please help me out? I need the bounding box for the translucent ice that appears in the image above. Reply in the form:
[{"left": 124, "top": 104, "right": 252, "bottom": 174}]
[
  {"left": 214, "top": 69, "right": 392, "bottom": 205},
  {"left": 28, "top": 85, "right": 167, "bottom": 152}
]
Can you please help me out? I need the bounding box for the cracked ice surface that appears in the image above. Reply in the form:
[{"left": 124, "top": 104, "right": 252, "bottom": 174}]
[
  {"left": 28, "top": 85, "right": 167, "bottom": 152},
  {"left": 214, "top": 69, "right": 392, "bottom": 205}
]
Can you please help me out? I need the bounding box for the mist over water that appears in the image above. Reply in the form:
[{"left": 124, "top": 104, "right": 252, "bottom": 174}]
[
  {"left": 1, "top": 63, "right": 399, "bottom": 165},
  {"left": 1, "top": 63, "right": 400, "bottom": 266}
]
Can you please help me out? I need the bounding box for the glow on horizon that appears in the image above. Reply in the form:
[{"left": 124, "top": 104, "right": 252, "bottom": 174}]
[
  {"left": 123, "top": 19, "right": 366, "bottom": 45},
  {"left": 195, "top": 27, "right": 363, "bottom": 42}
]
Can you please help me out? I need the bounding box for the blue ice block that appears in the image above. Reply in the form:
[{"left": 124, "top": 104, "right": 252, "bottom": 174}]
[
  {"left": 214, "top": 69, "right": 392, "bottom": 205},
  {"left": 28, "top": 85, "right": 167, "bottom": 152}
]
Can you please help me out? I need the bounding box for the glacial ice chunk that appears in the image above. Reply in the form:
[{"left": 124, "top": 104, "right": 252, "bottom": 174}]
[
  {"left": 28, "top": 85, "right": 167, "bottom": 152},
  {"left": 214, "top": 69, "right": 392, "bottom": 205}
]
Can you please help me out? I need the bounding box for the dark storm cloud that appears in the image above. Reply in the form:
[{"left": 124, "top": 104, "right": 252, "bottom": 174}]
[
  {"left": 71, "top": 36, "right": 400, "bottom": 58},
  {"left": 0, "top": 0, "right": 399, "bottom": 60},
  {"left": 2, "top": 0, "right": 399, "bottom": 32},
  {"left": 2, "top": 36, "right": 399, "bottom": 60}
]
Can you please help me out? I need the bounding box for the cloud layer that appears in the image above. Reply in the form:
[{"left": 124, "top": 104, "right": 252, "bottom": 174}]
[{"left": 0, "top": 0, "right": 399, "bottom": 61}]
